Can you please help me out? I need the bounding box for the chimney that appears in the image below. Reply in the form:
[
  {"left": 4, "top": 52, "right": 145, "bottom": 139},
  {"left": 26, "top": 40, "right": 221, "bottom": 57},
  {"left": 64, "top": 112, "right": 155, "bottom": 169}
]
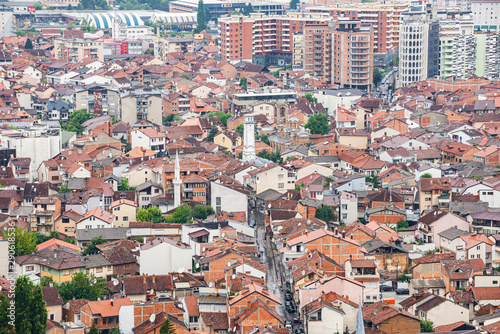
[
  {"left": 342, "top": 231, "right": 346, "bottom": 238},
  {"left": 143, "top": 274, "right": 147, "bottom": 283},
  {"left": 152, "top": 274, "right": 156, "bottom": 283},
  {"left": 110, "top": 299, "right": 114, "bottom": 307}
]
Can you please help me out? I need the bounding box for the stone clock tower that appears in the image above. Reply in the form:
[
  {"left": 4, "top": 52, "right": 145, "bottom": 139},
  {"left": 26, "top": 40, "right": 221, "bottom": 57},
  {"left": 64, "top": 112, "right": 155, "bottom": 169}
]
[{"left": 242, "top": 113, "right": 256, "bottom": 162}]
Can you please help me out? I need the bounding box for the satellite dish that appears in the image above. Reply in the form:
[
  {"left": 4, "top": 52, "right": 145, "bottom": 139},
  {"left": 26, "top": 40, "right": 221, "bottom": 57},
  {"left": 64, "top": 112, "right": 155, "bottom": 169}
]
[
  {"left": 202, "top": 247, "right": 206, "bottom": 252},
  {"left": 474, "top": 305, "right": 481, "bottom": 311},
  {"left": 349, "top": 272, "right": 354, "bottom": 276},
  {"left": 195, "top": 263, "right": 200, "bottom": 268},
  {"left": 209, "top": 282, "right": 213, "bottom": 287},
  {"left": 149, "top": 313, "right": 156, "bottom": 323},
  {"left": 222, "top": 233, "right": 226, "bottom": 237},
  {"left": 302, "top": 270, "right": 305, "bottom": 276},
  {"left": 112, "top": 278, "right": 119, "bottom": 286},
  {"left": 227, "top": 261, "right": 232, "bottom": 267},
  {"left": 179, "top": 267, "right": 185, "bottom": 273},
  {"left": 150, "top": 289, "right": 154, "bottom": 294},
  {"left": 232, "top": 274, "right": 236, "bottom": 280}
]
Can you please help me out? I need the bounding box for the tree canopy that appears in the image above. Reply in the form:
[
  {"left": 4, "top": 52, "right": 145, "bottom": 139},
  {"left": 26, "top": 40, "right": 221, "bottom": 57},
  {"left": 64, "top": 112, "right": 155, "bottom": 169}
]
[
  {"left": 2, "top": 227, "right": 36, "bottom": 256},
  {"left": 118, "top": 178, "right": 135, "bottom": 191},
  {"left": 257, "top": 149, "right": 282, "bottom": 163},
  {"left": 160, "top": 318, "right": 176, "bottom": 334},
  {"left": 206, "top": 127, "right": 219, "bottom": 142},
  {"left": 195, "top": 0, "right": 206, "bottom": 33},
  {"left": 191, "top": 205, "right": 215, "bottom": 220},
  {"left": 56, "top": 272, "right": 107, "bottom": 302},
  {"left": 207, "top": 111, "right": 233, "bottom": 127},
  {"left": 81, "top": 236, "right": 107, "bottom": 256},
  {"left": 235, "top": 124, "right": 244, "bottom": 135},
  {"left": 315, "top": 205, "right": 337, "bottom": 223},
  {"left": 137, "top": 207, "right": 165, "bottom": 224},
  {"left": 24, "top": 38, "right": 33, "bottom": 50},
  {"left": 62, "top": 109, "right": 94, "bottom": 135},
  {"left": 305, "top": 113, "right": 330, "bottom": 135},
  {"left": 302, "top": 92, "right": 317, "bottom": 103},
  {"left": 167, "top": 204, "right": 193, "bottom": 224},
  {"left": 12, "top": 276, "right": 47, "bottom": 334}
]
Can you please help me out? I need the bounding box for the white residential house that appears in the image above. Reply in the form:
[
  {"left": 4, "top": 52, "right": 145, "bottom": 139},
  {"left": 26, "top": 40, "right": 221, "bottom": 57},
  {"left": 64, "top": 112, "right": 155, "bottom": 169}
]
[
  {"left": 340, "top": 191, "right": 357, "bottom": 225},
  {"left": 75, "top": 207, "right": 114, "bottom": 230},
  {"left": 415, "top": 165, "right": 442, "bottom": 181},
  {"left": 139, "top": 237, "right": 194, "bottom": 275},
  {"left": 130, "top": 128, "right": 166, "bottom": 153},
  {"left": 303, "top": 297, "right": 345, "bottom": 334},
  {"left": 210, "top": 181, "right": 248, "bottom": 217},
  {"left": 401, "top": 294, "right": 468, "bottom": 327}
]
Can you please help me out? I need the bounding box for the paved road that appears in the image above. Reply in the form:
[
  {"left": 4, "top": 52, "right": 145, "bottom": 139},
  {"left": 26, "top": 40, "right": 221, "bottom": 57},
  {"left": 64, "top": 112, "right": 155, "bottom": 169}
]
[{"left": 253, "top": 209, "right": 293, "bottom": 323}]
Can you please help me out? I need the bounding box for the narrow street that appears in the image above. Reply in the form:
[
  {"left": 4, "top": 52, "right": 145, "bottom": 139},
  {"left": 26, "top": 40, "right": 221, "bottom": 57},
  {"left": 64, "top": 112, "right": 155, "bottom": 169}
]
[{"left": 252, "top": 209, "right": 293, "bottom": 322}]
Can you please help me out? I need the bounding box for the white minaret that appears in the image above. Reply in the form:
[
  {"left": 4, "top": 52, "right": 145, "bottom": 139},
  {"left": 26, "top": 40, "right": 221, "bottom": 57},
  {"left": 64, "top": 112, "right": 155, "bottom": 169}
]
[
  {"left": 173, "top": 150, "right": 182, "bottom": 208},
  {"left": 242, "top": 113, "right": 256, "bottom": 162}
]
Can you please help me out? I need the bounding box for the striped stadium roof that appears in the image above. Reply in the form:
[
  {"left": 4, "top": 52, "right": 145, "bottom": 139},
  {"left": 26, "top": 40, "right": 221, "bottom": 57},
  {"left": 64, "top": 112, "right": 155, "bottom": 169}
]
[
  {"left": 84, "top": 12, "right": 143, "bottom": 29},
  {"left": 150, "top": 12, "right": 197, "bottom": 24}
]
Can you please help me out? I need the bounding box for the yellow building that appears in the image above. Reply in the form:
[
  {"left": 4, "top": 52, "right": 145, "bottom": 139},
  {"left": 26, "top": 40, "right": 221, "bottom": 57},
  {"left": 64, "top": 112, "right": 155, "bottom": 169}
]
[{"left": 213, "top": 131, "right": 243, "bottom": 152}]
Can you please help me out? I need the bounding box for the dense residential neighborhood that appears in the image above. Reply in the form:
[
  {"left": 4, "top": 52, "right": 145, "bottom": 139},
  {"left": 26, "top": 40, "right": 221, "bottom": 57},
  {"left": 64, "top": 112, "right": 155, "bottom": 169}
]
[{"left": 0, "top": 0, "right": 499, "bottom": 333}]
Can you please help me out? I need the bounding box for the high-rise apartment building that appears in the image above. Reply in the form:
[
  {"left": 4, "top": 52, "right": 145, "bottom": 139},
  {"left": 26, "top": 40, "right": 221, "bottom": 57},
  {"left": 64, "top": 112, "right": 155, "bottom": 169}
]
[
  {"left": 219, "top": 13, "right": 332, "bottom": 63},
  {"left": 53, "top": 38, "right": 104, "bottom": 63},
  {"left": 472, "top": 0, "right": 500, "bottom": 31},
  {"left": 310, "top": 3, "right": 402, "bottom": 54},
  {"left": 397, "top": 12, "right": 439, "bottom": 87},
  {"left": 475, "top": 33, "right": 500, "bottom": 79}
]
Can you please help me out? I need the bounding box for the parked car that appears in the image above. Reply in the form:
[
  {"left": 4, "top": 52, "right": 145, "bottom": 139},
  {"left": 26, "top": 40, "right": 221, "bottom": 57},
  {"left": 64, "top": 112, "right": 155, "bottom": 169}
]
[
  {"left": 396, "top": 288, "right": 409, "bottom": 295},
  {"left": 285, "top": 321, "right": 292, "bottom": 329},
  {"left": 285, "top": 301, "right": 293, "bottom": 308},
  {"left": 285, "top": 293, "right": 293, "bottom": 300},
  {"left": 380, "top": 284, "right": 394, "bottom": 291},
  {"left": 295, "top": 328, "right": 304, "bottom": 334}
]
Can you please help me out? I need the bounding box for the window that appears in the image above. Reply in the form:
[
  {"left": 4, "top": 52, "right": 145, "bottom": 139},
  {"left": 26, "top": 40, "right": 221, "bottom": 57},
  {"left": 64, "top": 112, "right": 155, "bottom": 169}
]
[
  {"left": 50, "top": 314, "right": 55, "bottom": 321},
  {"left": 123, "top": 217, "right": 128, "bottom": 221},
  {"left": 477, "top": 245, "right": 481, "bottom": 250},
  {"left": 278, "top": 183, "right": 284, "bottom": 188},
  {"left": 26, "top": 265, "right": 34, "bottom": 271},
  {"left": 63, "top": 270, "right": 70, "bottom": 275},
  {"left": 62, "top": 218, "right": 70, "bottom": 224},
  {"left": 189, "top": 316, "right": 198, "bottom": 323}
]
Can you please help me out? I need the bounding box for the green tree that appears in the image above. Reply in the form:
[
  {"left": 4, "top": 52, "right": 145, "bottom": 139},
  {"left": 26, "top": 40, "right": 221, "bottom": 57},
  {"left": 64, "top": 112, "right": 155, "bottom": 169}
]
[
  {"left": 82, "top": 236, "right": 107, "bottom": 256},
  {"left": 365, "top": 174, "right": 379, "bottom": 188},
  {"left": 118, "top": 178, "right": 135, "bottom": 191},
  {"left": 257, "top": 149, "right": 282, "bottom": 163},
  {"left": 240, "top": 77, "right": 248, "bottom": 90},
  {"left": 305, "top": 113, "right": 330, "bottom": 135},
  {"left": 160, "top": 318, "right": 176, "bottom": 334},
  {"left": 420, "top": 320, "right": 434, "bottom": 333},
  {"left": 163, "top": 114, "right": 181, "bottom": 126},
  {"left": 15, "top": 30, "right": 26, "bottom": 37},
  {"left": 59, "top": 183, "right": 69, "bottom": 193},
  {"left": 2, "top": 227, "right": 36, "bottom": 256},
  {"left": 88, "top": 323, "right": 99, "bottom": 334},
  {"left": 15, "top": 276, "right": 47, "bottom": 334},
  {"left": 167, "top": 204, "right": 192, "bottom": 224},
  {"left": 34, "top": 3, "right": 42, "bottom": 10},
  {"left": 420, "top": 173, "right": 432, "bottom": 178},
  {"left": 80, "top": 0, "right": 109, "bottom": 10},
  {"left": 0, "top": 293, "right": 13, "bottom": 334},
  {"left": 290, "top": 0, "right": 300, "bottom": 9},
  {"left": 373, "top": 67, "right": 383, "bottom": 86},
  {"left": 137, "top": 207, "right": 165, "bottom": 224},
  {"left": 24, "top": 38, "right": 33, "bottom": 50},
  {"left": 179, "top": 73, "right": 191, "bottom": 80},
  {"left": 207, "top": 111, "right": 233, "bottom": 127},
  {"left": 191, "top": 205, "right": 215, "bottom": 220},
  {"left": 243, "top": 3, "right": 254, "bottom": 15},
  {"left": 57, "top": 272, "right": 106, "bottom": 302},
  {"left": 195, "top": 0, "right": 206, "bottom": 33},
  {"left": 62, "top": 109, "right": 94, "bottom": 135},
  {"left": 315, "top": 205, "right": 337, "bottom": 223},
  {"left": 109, "top": 328, "right": 122, "bottom": 334},
  {"left": 206, "top": 127, "right": 219, "bottom": 143},
  {"left": 205, "top": 8, "right": 212, "bottom": 24},
  {"left": 255, "top": 134, "right": 270, "bottom": 145},
  {"left": 397, "top": 220, "right": 409, "bottom": 231},
  {"left": 235, "top": 124, "right": 244, "bottom": 135},
  {"left": 67, "top": 4, "right": 73, "bottom": 10},
  {"left": 302, "top": 92, "right": 317, "bottom": 103},
  {"left": 144, "top": 48, "right": 154, "bottom": 56},
  {"left": 31, "top": 285, "right": 48, "bottom": 334}
]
